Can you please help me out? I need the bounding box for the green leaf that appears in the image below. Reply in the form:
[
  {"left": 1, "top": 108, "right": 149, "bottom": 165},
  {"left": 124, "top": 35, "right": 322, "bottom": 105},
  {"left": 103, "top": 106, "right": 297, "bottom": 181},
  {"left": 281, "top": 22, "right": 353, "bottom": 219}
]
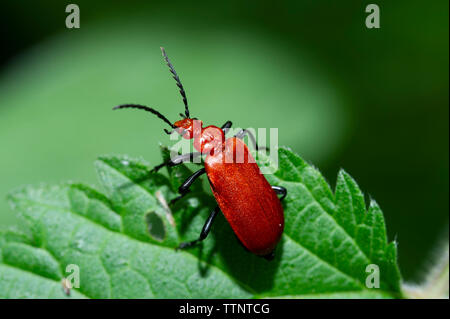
[{"left": 0, "top": 147, "right": 402, "bottom": 298}]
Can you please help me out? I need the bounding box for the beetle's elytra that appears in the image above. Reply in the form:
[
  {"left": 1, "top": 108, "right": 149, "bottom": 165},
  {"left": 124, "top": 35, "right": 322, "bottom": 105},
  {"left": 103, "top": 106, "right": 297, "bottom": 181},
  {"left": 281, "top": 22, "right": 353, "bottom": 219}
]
[{"left": 113, "top": 47, "right": 286, "bottom": 260}]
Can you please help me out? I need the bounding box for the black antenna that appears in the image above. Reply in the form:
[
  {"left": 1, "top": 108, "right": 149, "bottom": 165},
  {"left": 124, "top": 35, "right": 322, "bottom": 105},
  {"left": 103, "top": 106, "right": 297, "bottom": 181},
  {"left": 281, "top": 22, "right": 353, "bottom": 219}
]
[
  {"left": 160, "top": 47, "right": 190, "bottom": 118},
  {"left": 113, "top": 104, "right": 175, "bottom": 129}
]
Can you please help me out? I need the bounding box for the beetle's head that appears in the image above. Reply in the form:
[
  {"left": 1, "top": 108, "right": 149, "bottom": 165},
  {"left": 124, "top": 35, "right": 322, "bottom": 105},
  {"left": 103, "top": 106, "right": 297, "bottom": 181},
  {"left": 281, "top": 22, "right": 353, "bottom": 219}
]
[{"left": 173, "top": 118, "right": 203, "bottom": 140}]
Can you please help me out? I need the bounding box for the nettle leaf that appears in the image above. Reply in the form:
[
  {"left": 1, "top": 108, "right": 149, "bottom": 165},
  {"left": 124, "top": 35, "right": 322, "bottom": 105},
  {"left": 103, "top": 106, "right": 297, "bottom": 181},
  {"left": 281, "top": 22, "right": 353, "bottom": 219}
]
[{"left": 0, "top": 147, "right": 402, "bottom": 298}]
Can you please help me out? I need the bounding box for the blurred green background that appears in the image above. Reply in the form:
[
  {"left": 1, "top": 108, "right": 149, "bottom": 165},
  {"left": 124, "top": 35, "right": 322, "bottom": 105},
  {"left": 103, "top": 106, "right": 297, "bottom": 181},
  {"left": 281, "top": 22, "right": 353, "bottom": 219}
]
[{"left": 0, "top": 0, "right": 448, "bottom": 282}]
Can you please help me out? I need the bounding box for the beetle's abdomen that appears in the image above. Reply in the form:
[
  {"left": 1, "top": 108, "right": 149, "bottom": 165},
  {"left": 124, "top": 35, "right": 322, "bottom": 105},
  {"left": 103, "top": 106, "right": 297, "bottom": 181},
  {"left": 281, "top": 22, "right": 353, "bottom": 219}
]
[{"left": 205, "top": 138, "right": 284, "bottom": 256}]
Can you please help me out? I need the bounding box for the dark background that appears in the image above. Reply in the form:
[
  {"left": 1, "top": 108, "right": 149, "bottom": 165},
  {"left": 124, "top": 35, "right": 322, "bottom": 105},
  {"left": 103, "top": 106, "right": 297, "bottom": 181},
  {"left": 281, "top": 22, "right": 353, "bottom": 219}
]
[{"left": 0, "top": 0, "right": 448, "bottom": 281}]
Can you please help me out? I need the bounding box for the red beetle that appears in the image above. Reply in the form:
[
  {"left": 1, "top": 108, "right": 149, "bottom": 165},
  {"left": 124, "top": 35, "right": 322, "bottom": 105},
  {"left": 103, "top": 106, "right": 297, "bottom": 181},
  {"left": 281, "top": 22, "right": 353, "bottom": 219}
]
[{"left": 114, "top": 48, "right": 286, "bottom": 259}]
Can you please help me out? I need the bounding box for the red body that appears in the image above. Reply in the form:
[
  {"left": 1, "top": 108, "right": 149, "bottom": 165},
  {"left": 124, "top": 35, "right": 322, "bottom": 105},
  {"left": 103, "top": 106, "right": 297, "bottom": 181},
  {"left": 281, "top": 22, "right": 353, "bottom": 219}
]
[
  {"left": 205, "top": 138, "right": 284, "bottom": 255},
  {"left": 174, "top": 119, "right": 284, "bottom": 255}
]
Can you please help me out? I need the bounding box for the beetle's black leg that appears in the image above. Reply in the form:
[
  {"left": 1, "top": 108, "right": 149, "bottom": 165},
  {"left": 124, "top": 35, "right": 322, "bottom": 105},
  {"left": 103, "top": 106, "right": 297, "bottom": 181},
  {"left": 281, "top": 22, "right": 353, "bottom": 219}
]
[
  {"left": 234, "top": 129, "right": 268, "bottom": 151},
  {"left": 221, "top": 121, "right": 233, "bottom": 135},
  {"left": 169, "top": 191, "right": 192, "bottom": 206},
  {"left": 151, "top": 151, "right": 202, "bottom": 173},
  {"left": 169, "top": 168, "right": 206, "bottom": 205},
  {"left": 262, "top": 251, "right": 276, "bottom": 261},
  {"left": 177, "top": 206, "right": 220, "bottom": 249},
  {"left": 118, "top": 152, "right": 203, "bottom": 190},
  {"left": 271, "top": 185, "right": 287, "bottom": 201}
]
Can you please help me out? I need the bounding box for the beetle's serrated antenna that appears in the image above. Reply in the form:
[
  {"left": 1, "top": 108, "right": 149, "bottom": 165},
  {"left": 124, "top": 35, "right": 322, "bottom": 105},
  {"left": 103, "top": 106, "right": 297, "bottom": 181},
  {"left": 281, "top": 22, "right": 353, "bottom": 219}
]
[
  {"left": 160, "top": 47, "right": 190, "bottom": 118},
  {"left": 113, "top": 104, "right": 176, "bottom": 129}
]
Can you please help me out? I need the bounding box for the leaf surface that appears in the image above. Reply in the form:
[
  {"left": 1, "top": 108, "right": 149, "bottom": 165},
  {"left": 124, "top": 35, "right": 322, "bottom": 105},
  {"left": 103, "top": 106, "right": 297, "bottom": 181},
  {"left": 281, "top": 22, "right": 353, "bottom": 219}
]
[{"left": 0, "top": 147, "right": 402, "bottom": 298}]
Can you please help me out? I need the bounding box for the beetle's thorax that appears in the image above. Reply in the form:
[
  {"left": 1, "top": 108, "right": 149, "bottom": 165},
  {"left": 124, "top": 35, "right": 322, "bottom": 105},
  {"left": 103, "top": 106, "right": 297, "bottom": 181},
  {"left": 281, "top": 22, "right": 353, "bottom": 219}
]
[{"left": 174, "top": 118, "right": 224, "bottom": 155}]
